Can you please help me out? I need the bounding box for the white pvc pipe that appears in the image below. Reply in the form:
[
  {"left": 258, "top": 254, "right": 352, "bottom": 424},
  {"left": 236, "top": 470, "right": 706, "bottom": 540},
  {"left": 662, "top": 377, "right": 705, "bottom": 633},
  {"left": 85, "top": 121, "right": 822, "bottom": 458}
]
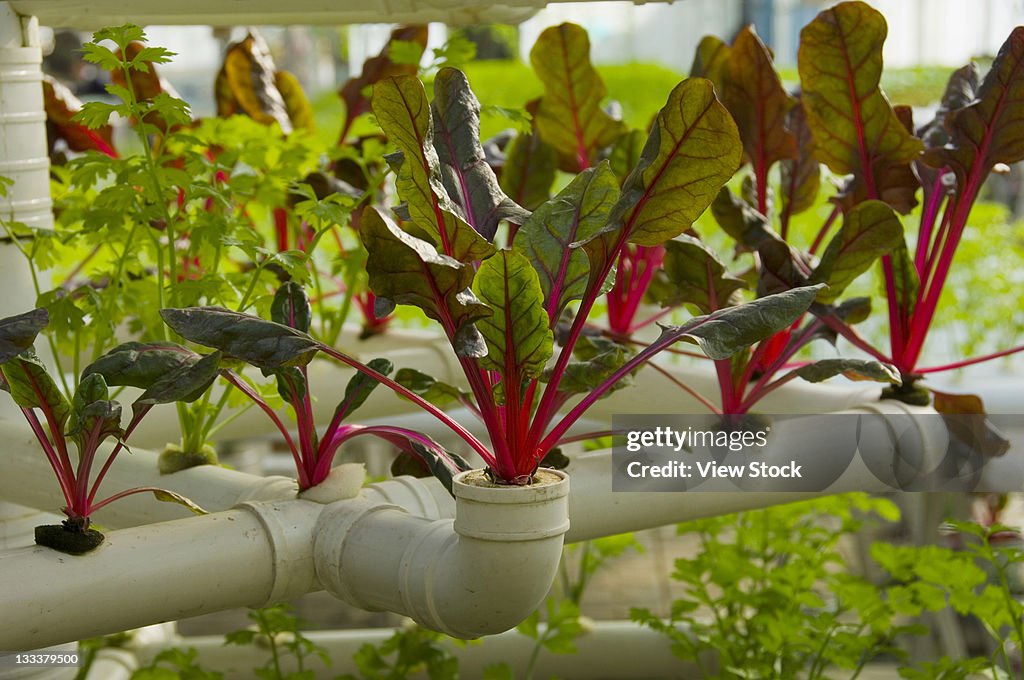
[
  {"left": 0, "top": 2, "right": 50, "bottom": 231},
  {"left": 145, "top": 621, "right": 702, "bottom": 680},
  {"left": 0, "top": 419, "right": 300, "bottom": 527},
  {"left": 314, "top": 469, "right": 570, "bottom": 639},
  {"left": 0, "top": 473, "right": 570, "bottom": 649},
  {"left": 0, "top": 500, "right": 318, "bottom": 650},
  {"left": 0, "top": 400, "right": 948, "bottom": 541}
]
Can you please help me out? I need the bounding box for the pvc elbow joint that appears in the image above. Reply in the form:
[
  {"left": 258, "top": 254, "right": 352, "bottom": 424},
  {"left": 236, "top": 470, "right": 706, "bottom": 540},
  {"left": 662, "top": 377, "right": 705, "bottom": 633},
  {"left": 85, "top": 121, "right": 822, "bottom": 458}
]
[{"left": 314, "top": 469, "right": 570, "bottom": 639}]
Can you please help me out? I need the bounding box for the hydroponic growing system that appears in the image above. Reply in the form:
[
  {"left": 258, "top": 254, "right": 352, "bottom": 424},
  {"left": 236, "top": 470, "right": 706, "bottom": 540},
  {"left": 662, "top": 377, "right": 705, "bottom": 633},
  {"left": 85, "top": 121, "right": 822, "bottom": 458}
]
[{"left": 0, "top": 0, "right": 1021, "bottom": 677}]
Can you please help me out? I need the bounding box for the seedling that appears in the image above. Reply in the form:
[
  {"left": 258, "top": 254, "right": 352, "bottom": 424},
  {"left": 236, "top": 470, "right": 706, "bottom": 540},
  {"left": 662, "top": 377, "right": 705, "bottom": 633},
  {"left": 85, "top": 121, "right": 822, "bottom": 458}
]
[{"left": 0, "top": 309, "right": 209, "bottom": 553}]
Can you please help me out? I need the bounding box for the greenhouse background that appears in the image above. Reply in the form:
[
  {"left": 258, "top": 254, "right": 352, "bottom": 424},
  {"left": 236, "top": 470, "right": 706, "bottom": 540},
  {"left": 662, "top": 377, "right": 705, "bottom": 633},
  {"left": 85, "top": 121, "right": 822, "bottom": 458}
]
[{"left": 2, "top": 0, "right": 1024, "bottom": 677}]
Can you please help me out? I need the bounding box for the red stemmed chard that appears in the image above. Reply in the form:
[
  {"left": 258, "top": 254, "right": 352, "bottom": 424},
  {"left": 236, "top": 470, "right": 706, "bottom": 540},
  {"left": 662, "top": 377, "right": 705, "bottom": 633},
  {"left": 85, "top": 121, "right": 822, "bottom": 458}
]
[{"left": 161, "top": 66, "right": 824, "bottom": 486}]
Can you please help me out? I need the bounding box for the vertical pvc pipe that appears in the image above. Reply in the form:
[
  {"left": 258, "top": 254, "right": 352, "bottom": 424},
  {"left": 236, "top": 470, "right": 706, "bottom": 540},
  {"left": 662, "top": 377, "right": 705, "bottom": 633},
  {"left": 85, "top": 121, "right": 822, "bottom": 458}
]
[{"left": 0, "top": 2, "right": 51, "bottom": 230}]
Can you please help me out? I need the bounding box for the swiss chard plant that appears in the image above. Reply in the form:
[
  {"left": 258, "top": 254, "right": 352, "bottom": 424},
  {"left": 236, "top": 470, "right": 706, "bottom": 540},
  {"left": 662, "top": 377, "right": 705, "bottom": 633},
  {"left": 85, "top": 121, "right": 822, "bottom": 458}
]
[
  {"left": 684, "top": 2, "right": 1024, "bottom": 425},
  {"left": 160, "top": 60, "right": 824, "bottom": 485},
  {"left": 0, "top": 310, "right": 208, "bottom": 554},
  {"left": 173, "top": 282, "right": 466, "bottom": 492},
  {"left": 484, "top": 20, "right": 899, "bottom": 417}
]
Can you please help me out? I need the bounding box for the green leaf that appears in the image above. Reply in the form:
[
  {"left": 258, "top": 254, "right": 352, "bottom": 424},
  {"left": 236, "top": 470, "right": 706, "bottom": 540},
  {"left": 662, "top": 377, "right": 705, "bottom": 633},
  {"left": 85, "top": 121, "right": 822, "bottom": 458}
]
[
  {"left": 152, "top": 489, "right": 208, "bottom": 515},
  {"left": 360, "top": 206, "right": 491, "bottom": 357},
  {"left": 661, "top": 284, "right": 824, "bottom": 360},
  {"left": 722, "top": 26, "right": 796, "bottom": 178},
  {"left": 529, "top": 23, "right": 626, "bottom": 171},
  {"left": 606, "top": 128, "right": 643, "bottom": 185},
  {"left": 650, "top": 235, "right": 747, "bottom": 314},
  {"left": 791, "top": 359, "right": 901, "bottom": 384},
  {"left": 394, "top": 368, "right": 468, "bottom": 408},
  {"left": 431, "top": 67, "right": 528, "bottom": 240},
  {"left": 1, "top": 351, "right": 70, "bottom": 430},
  {"left": 160, "top": 307, "right": 320, "bottom": 371},
  {"left": 797, "top": 2, "right": 923, "bottom": 180},
  {"left": 371, "top": 75, "right": 494, "bottom": 262},
  {"left": 0, "top": 309, "right": 48, "bottom": 365},
  {"left": 513, "top": 163, "right": 619, "bottom": 321},
  {"left": 690, "top": 35, "right": 730, "bottom": 87},
  {"left": 580, "top": 78, "right": 741, "bottom": 288},
  {"left": 84, "top": 341, "right": 205, "bottom": 389},
  {"left": 710, "top": 187, "right": 776, "bottom": 251},
  {"left": 67, "top": 400, "right": 123, "bottom": 452},
  {"left": 779, "top": 98, "right": 821, "bottom": 218},
  {"left": 333, "top": 357, "right": 393, "bottom": 423},
  {"left": 925, "top": 28, "right": 1024, "bottom": 186},
  {"left": 69, "top": 373, "right": 109, "bottom": 435},
  {"left": 135, "top": 350, "right": 222, "bottom": 409},
  {"left": 545, "top": 335, "right": 633, "bottom": 397},
  {"left": 499, "top": 130, "right": 557, "bottom": 210},
  {"left": 889, "top": 242, "right": 918, "bottom": 319},
  {"left": 614, "top": 77, "right": 742, "bottom": 247},
  {"left": 472, "top": 250, "right": 553, "bottom": 379},
  {"left": 270, "top": 281, "right": 312, "bottom": 332},
  {"left": 810, "top": 200, "right": 904, "bottom": 303}
]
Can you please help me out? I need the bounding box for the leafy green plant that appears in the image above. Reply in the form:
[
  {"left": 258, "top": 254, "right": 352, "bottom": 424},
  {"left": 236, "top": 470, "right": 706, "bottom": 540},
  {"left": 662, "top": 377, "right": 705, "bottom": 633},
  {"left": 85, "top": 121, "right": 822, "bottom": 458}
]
[
  {"left": 682, "top": 2, "right": 1024, "bottom": 419},
  {"left": 30, "top": 25, "right": 348, "bottom": 472},
  {"left": 632, "top": 494, "right": 916, "bottom": 678},
  {"left": 340, "top": 626, "right": 458, "bottom": 680},
  {"left": 160, "top": 54, "right": 824, "bottom": 486},
  {"left": 224, "top": 604, "right": 330, "bottom": 680},
  {"left": 131, "top": 647, "right": 223, "bottom": 680},
  {"left": 875, "top": 521, "right": 1024, "bottom": 678},
  {"left": 158, "top": 280, "right": 464, "bottom": 489},
  {"left": 0, "top": 310, "right": 208, "bottom": 553}
]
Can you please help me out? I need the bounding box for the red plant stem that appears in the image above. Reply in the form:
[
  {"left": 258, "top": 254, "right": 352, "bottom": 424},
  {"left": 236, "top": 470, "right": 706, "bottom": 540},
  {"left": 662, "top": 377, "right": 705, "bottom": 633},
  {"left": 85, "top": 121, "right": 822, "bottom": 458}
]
[
  {"left": 740, "top": 371, "right": 799, "bottom": 410},
  {"left": 275, "top": 208, "right": 290, "bottom": 252},
  {"left": 88, "top": 410, "right": 148, "bottom": 506},
  {"left": 743, "top": 319, "right": 824, "bottom": 405},
  {"left": 647, "top": 361, "right": 721, "bottom": 415},
  {"left": 617, "top": 334, "right": 711, "bottom": 360},
  {"left": 627, "top": 306, "right": 675, "bottom": 334},
  {"left": 315, "top": 344, "right": 497, "bottom": 466},
  {"left": 880, "top": 256, "right": 905, "bottom": 367},
  {"left": 713, "top": 358, "right": 739, "bottom": 413},
  {"left": 89, "top": 486, "right": 188, "bottom": 514},
  {"left": 20, "top": 406, "right": 75, "bottom": 508},
  {"left": 921, "top": 205, "right": 953, "bottom": 296},
  {"left": 820, "top": 316, "right": 890, "bottom": 363},
  {"left": 915, "top": 174, "right": 947, "bottom": 275},
  {"left": 555, "top": 429, "right": 619, "bottom": 446},
  {"left": 917, "top": 343, "right": 1024, "bottom": 374},
  {"left": 808, "top": 205, "right": 840, "bottom": 256},
  {"left": 221, "top": 370, "right": 306, "bottom": 486}
]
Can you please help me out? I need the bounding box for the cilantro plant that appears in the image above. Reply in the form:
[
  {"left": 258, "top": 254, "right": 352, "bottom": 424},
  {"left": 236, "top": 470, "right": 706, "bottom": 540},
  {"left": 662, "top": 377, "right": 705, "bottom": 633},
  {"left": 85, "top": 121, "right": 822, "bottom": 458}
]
[
  {"left": 875, "top": 521, "right": 1024, "bottom": 678},
  {"left": 33, "top": 26, "right": 354, "bottom": 470},
  {"left": 224, "top": 604, "right": 331, "bottom": 680},
  {"left": 633, "top": 494, "right": 917, "bottom": 678},
  {"left": 160, "top": 57, "right": 824, "bottom": 486},
  {"left": 0, "top": 310, "right": 209, "bottom": 554}
]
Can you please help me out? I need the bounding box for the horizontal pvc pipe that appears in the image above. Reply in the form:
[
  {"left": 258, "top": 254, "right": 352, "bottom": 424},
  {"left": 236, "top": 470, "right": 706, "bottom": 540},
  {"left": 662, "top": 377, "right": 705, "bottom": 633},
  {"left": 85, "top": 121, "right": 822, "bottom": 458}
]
[
  {"left": 145, "top": 620, "right": 701, "bottom": 680},
  {"left": 0, "top": 419, "right": 299, "bottom": 527},
  {"left": 0, "top": 473, "right": 569, "bottom": 649},
  {"left": 564, "top": 400, "right": 944, "bottom": 541},
  {"left": 0, "top": 498, "right": 323, "bottom": 651},
  {"left": 10, "top": 0, "right": 543, "bottom": 28}
]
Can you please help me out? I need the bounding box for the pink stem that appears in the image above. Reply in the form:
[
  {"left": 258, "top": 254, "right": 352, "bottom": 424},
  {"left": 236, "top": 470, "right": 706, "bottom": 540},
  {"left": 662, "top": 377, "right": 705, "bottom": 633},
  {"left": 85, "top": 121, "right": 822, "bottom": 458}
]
[{"left": 918, "top": 343, "right": 1024, "bottom": 374}]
